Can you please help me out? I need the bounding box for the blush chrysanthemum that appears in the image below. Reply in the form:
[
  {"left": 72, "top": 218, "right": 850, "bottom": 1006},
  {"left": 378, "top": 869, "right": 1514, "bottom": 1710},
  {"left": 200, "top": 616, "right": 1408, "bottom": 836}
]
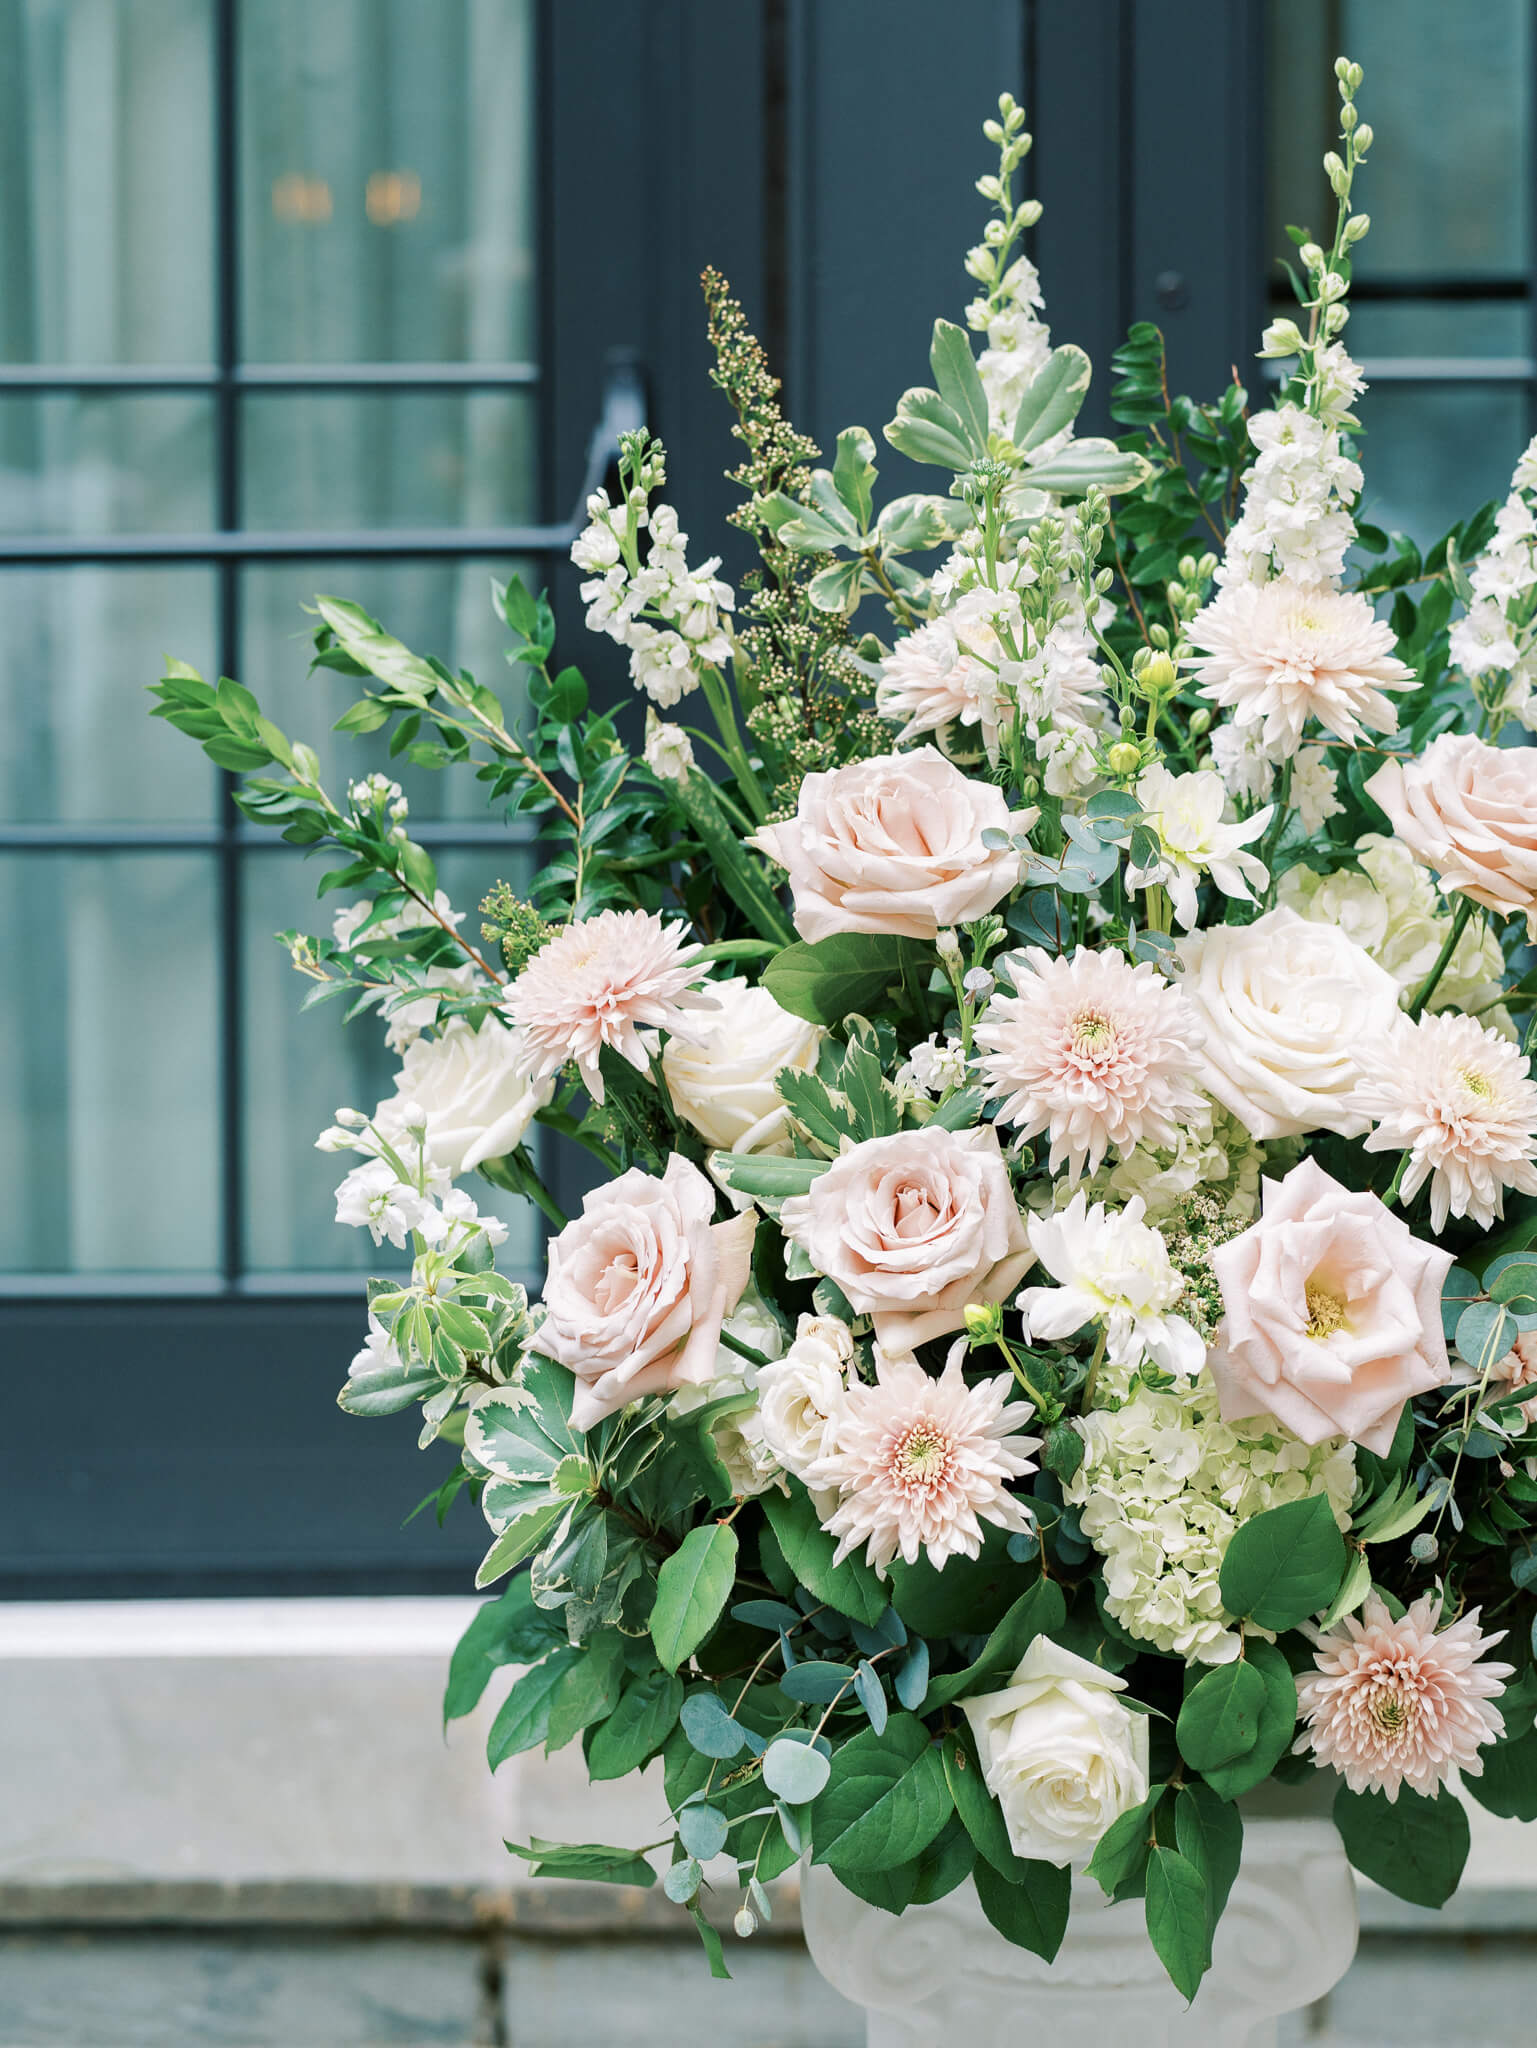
[
  {"left": 503, "top": 907, "right": 717, "bottom": 1104},
  {"left": 1296, "top": 1593, "right": 1512, "bottom": 1801},
  {"left": 1356, "top": 1011, "right": 1537, "bottom": 1231},
  {"left": 1186, "top": 577, "right": 1414, "bottom": 757},
  {"left": 805, "top": 1341, "right": 1039, "bottom": 1576},
  {"left": 974, "top": 946, "right": 1206, "bottom": 1180}
]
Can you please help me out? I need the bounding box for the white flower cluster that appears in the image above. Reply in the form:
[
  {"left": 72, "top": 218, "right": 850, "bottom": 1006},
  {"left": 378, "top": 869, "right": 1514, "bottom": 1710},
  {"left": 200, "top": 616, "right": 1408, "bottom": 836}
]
[
  {"left": 1216, "top": 401, "right": 1364, "bottom": 592},
  {"left": 326, "top": 1118, "right": 508, "bottom": 1256},
  {"left": 964, "top": 248, "right": 1052, "bottom": 440},
  {"left": 1067, "top": 1102, "right": 1269, "bottom": 1228},
  {"left": 1066, "top": 1363, "right": 1357, "bottom": 1662},
  {"left": 332, "top": 891, "right": 474, "bottom": 1051},
  {"left": 1448, "top": 432, "right": 1537, "bottom": 730},
  {"left": 572, "top": 489, "right": 734, "bottom": 708}
]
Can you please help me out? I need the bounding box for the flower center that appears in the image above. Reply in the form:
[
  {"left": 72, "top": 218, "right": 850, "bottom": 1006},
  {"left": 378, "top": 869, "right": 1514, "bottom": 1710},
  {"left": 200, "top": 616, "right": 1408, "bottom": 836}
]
[
  {"left": 1069, "top": 1008, "right": 1118, "bottom": 1056},
  {"left": 1366, "top": 1682, "right": 1418, "bottom": 1742},
  {"left": 888, "top": 1420, "right": 955, "bottom": 1496},
  {"left": 1460, "top": 1067, "right": 1495, "bottom": 1102},
  {"left": 1304, "top": 1281, "right": 1348, "bottom": 1339}
]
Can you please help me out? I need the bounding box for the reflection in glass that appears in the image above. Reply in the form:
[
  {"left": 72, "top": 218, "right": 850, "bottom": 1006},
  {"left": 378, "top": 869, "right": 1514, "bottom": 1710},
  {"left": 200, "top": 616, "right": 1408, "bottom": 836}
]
[
  {"left": 0, "top": 395, "right": 213, "bottom": 533},
  {"left": 242, "top": 392, "right": 536, "bottom": 531},
  {"left": 0, "top": 567, "right": 218, "bottom": 822},
  {"left": 0, "top": 853, "right": 219, "bottom": 1273},
  {"left": 240, "top": 0, "right": 536, "bottom": 363},
  {"left": 241, "top": 845, "right": 541, "bottom": 1277},
  {"left": 1, "top": 0, "right": 213, "bottom": 364},
  {"left": 238, "top": 557, "right": 535, "bottom": 818},
  {"left": 1356, "top": 384, "right": 1528, "bottom": 549}
]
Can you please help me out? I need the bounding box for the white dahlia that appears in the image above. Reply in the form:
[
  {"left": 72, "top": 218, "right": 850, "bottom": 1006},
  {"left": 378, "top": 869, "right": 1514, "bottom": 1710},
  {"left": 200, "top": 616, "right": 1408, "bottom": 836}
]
[
  {"left": 1187, "top": 578, "right": 1414, "bottom": 756},
  {"left": 806, "top": 1341, "right": 1039, "bottom": 1576},
  {"left": 975, "top": 945, "right": 1206, "bottom": 1180},
  {"left": 1356, "top": 1012, "right": 1537, "bottom": 1231}
]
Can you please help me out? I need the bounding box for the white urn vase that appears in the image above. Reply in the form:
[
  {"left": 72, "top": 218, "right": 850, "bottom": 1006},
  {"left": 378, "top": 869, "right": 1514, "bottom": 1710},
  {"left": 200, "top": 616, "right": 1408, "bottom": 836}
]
[{"left": 799, "top": 1805, "right": 1357, "bottom": 2048}]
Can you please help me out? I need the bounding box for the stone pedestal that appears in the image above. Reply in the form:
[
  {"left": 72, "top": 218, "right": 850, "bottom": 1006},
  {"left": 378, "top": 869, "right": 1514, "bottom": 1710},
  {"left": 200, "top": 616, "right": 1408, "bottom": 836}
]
[{"left": 800, "top": 1815, "right": 1358, "bottom": 2048}]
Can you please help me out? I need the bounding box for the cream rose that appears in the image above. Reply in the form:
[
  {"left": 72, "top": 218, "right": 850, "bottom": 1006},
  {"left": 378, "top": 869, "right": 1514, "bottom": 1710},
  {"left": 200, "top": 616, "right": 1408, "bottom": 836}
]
[
  {"left": 779, "top": 1126, "right": 1034, "bottom": 1350},
  {"left": 1177, "top": 906, "right": 1402, "bottom": 1140},
  {"left": 751, "top": 745, "right": 1037, "bottom": 942},
  {"left": 373, "top": 1016, "right": 554, "bottom": 1177},
  {"left": 1208, "top": 1156, "right": 1453, "bottom": 1455},
  {"left": 962, "top": 1637, "right": 1151, "bottom": 1866},
  {"left": 1367, "top": 731, "right": 1537, "bottom": 939},
  {"left": 661, "top": 978, "right": 821, "bottom": 1154},
  {"left": 534, "top": 1154, "right": 757, "bottom": 1431},
  {"left": 755, "top": 1314, "right": 855, "bottom": 1484}
]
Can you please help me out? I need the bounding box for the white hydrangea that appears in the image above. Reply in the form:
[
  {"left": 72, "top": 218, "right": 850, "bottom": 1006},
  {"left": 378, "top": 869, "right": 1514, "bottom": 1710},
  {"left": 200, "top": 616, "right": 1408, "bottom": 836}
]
[
  {"left": 1067, "top": 1103, "right": 1268, "bottom": 1228},
  {"left": 1278, "top": 833, "right": 1509, "bottom": 1020},
  {"left": 1065, "top": 1365, "right": 1356, "bottom": 1663}
]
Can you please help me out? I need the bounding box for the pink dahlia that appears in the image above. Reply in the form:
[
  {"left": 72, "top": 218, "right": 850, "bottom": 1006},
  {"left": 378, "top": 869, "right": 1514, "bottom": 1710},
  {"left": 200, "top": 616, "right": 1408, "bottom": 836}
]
[
  {"left": 806, "top": 1341, "right": 1039, "bottom": 1576},
  {"left": 1296, "top": 1593, "right": 1512, "bottom": 1801},
  {"left": 974, "top": 945, "right": 1206, "bottom": 1180},
  {"left": 503, "top": 908, "right": 717, "bottom": 1104},
  {"left": 1187, "top": 578, "right": 1413, "bottom": 756},
  {"left": 1356, "top": 1011, "right": 1537, "bottom": 1232}
]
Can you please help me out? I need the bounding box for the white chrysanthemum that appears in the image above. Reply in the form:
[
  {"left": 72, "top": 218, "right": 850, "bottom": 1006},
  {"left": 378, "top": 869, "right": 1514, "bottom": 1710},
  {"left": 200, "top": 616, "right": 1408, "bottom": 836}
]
[
  {"left": 1278, "top": 834, "right": 1510, "bottom": 1020},
  {"left": 1124, "top": 764, "right": 1271, "bottom": 929},
  {"left": 1188, "top": 579, "right": 1414, "bottom": 756},
  {"left": 1356, "top": 1012, "right": 1537, "bottom": 1231},
  {"left": 503, "top": 908, "right": 717, "bottom": 1104},
  {"left": 1293, "top": 745, "right": 1344, "bottom": 832},
  {"left": 1065, "top": 1363, "right": 1356, "bottom": 1662},
  {"left": 975, "top": 946, "right": 1206, "bottom": 1180},
  {"left": 806, "top": 1341, "right": 1039, "bottom": 1576},
  {"left": 875, "top": 614, "right": 995, "bottom": 748},
  {"left": 1018, "top": 1192, "right": 1205, "bottom": 1377}
]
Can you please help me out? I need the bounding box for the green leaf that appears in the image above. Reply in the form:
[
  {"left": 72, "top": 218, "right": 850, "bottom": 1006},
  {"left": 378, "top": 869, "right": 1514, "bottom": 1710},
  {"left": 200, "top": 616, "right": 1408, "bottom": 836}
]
[
  {"left": 1145, "top": 1847, "right": 1213, "bottom": 2002},
  {"left": 486, "top": 1649, "right": 581, "bottom": 1768},
  {"left": 763, "top": 932, "right": 912, "bottom": 1027},
  {"left": 689, "top": 1903, "right": 732, "bottom": 1978},
  {"left": 831, "top": 425, "right": 877, "bottom": 530},
  {"left": 1084, "top": 1789, "right": 1160, "bottom": 1898},
  {"left": 314, "top": 597, "right": 442, "bottom": 699},
  {"left": 883, "top": 386, "right": 976, "bottom": 470},
  {"left": 332, "top": 695, "right": 391, "bottom": 734},
  {"left": 876, "top": 493, "right": 962, "bottom": 554},
  {"left": 587, "top": 1669, "right": 686, "bottom": 1781},
  {"left": 1199, "top": 1640, "right": 1299, "bottom": 1801},
  {"left": 809, "top": 1715, "right": 954, "bottom": 1872},
  {"left": 969, "top": 1851, "right": 1069, "bottom": 1962},
  {"left": 1176, "top": 1660, "right": 1267, "bottom": 1773},
  {"left": 1218, "top": 1495, "right": 1347, "bottom": 1632},
  {"left": 1025, "top": 437, "right": 1152, "bottom": 494},
  {"left": 1011, "top": 344, "right": 1092, "bottom": 452},
  {"left": 650, "top": 1523, "right": 739, "bottom": 1673},
  {"left": 807, "top": 559, "right": 865, "bottom": 614},
  {"left": 1457, "top": 1300, "right": 1517, "bottom": 1372},
  {"left": 444, "top": 1577, "right": 563, "bottom": 1723},
  {"left": 942, "top": 1728, "right": 1030, "bottom": 1880},
  {"left": 506, "top": 1837, "right": 655, "bottom": 1887},
  {"left": 762, "top": 1481, "right": 889, "bottom": 1626},
  {"left": 707, "top": 1151, "right": 828, "bottom": 1206},
  {"left": 672, "top": 769, "right": 795, "bottom": 946},
  {"left": 1333, "top": 1783, "right": 1470, "bottom": 1908},
  {"left": 1465, "top": 1723, "right": 1537, "bottom": 1823},
  {"left": 763, "top": 1736, "right": 832, "bottom": 1804},
  {"left": 1174, "top": 1784, "right": 1243, "bottom": 1931},
  {"left": 546, "top": 1632, "right": 627, "bottom": 1752},
  {"left": 475, "top": 1501, "right": 569, "bottom": 1588},
  {"left": 929, "top": 320, "right": 989, "bottom": 454},
  {"left": 545, "top": 665, "right": 588, "bottom": 723},
  {"left": 922, "top": 1577, "right": 1068, "bottom": 1711}
]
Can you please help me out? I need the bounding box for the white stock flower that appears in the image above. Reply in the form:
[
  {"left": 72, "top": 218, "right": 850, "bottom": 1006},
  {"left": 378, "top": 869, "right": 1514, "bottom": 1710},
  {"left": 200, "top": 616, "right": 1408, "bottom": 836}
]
[
  {"left": 1125, "top": 763, "right": 1271, "bottom": 928},
  {"left": 1018, "top": 1191, "right": 1204, "bottom": 1376},
  {"left": 643, "top": 709, "right": 696, "bottom": 782},
  {"left": 1209, "top": 719, "right": 1276, "bottom": 804},
  {"left": 661, "top": 977, "right": 821, "bottom": 1154},
  {"left": 962, "top": 1638, "right": 1151, "bottom": 1863},
  {"left": 1215, "top": 402, "right": 1362, "bottom": 590},
  {"left": 897, "top": 1034, "right": 969, "bottom": 1099},
  {"left": 1292, "top": 745, "right": 1344, "bottom": 832},
  {"left": 373, "top": 1017, "right": 554, "bottom": 1178},
  {"left": 333, "top": 1156, "right": 449, "bottom": 1249}
]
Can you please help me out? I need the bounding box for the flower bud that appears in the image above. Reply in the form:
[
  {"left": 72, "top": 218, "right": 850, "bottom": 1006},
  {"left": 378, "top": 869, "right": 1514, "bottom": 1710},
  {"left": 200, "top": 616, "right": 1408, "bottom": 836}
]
[
  {"left": 1187, "top": 708, "right": 1212, "bottom": 737},
  {"left": 1107, "top": 740, "right": 1143, "bottom": 777},
  {"left": 335, "top": 1106, "right": 368, "bottom": 1129},
  {"left": 935, "top": 928, "right": 963, "bottom": 968},
  {"left": 1323, "top": 151, "right": 1347, "bottom": 194},
  {"left": 734, "top": 1908, "right": 757, "bottom": 1939},
  {"left": 1139, "top": 650, "right": 1178, "bottom": 696},
  {"left": 1353, "top": 122, "right": 1373, "bottom": 154},
  {"left": 1300, "top": 241, "right": 1325, "bottom": 271},
  {"left": 1317, "top": 270, "right": 1347, "bottom": 302},
  {"left": 964, "top": 1300, "right": 1004, "bottom": 1344},
  {"left": 1410, "top": 1532, "right": 1438, "bottom": 1564},
  {"left": 1344, "top": 211, "right": 1371, "bottom": 242},
  {"left": 1260, "top": 317, "right": 1305, "bottom": 358}
]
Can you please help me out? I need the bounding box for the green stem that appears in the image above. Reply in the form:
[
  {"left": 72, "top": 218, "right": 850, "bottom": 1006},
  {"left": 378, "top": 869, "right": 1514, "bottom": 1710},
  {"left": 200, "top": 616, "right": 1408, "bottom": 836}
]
[
  {"left": 1407, "top": 896, "right": 1475, "bottom": 1021},
  {"left": 1082, "top": 1327, "right": 1109, "bottom": 1411},
  {"left": 699, "top": 666, "right": 769, "bottom": 823},
  {"left": 719, "top": 1327, "right": 771, "bottom": 1368},
  {"left": 1379, "top": 1150, "right": 1412, "bottom": 1209}
]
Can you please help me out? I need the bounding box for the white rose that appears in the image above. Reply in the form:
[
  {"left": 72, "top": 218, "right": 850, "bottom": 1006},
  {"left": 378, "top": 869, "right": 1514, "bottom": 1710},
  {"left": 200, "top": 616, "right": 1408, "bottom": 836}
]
[
  {"left": 1176, "top": 906, "right": 1402, "bottom": 1140},
  {"left": 751, "top": 746, "right": 1036, "bottom": 942},
  {"left": 373, "top": 1016, "right": 555, "bottom": 1176},
  {"left": 756, "top": 1314, "right": 855, "bottom": 1484},
  {"left": 661, "top": 978, "right": 821, "bottom": 1154},
  {"left": 671, "top": 1293, "right": 789, "bottom": 1500},
  {"left": 962, "top": 1636, "right": 1151, "bottom": 1866}
]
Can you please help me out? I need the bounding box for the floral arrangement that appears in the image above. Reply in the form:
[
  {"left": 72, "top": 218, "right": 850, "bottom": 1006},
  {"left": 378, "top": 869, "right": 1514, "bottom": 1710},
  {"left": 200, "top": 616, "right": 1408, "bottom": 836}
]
[{"left": 151, "top": 61, "right": 1537, "bottom": 1999}]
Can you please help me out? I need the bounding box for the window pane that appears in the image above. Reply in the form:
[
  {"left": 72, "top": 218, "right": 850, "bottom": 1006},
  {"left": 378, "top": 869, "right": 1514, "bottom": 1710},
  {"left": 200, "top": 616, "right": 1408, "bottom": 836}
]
[
  {"left": 1, "top": 0, "right": 213, "bottom": 364},
  {"left": 240, "top": 0, "right": 537, "bottom": 363},
  {"left": 0, "top": 567, "right": 218, "bottom": 823},
  {"left": 0, "top": 394, "right": 214, "bottom": 533},
  {"left": 0, "top": 853, "right": 219, "bottom": 1274},
  {"left": 238, "top": 557, "right": 535, "bottom": 819},
  {"left": 241, "top": 846, "right": 542, "bottom": 1277},
  {"left": 1356, "top": 384, "right": 1528, "bottom": 549},
  {"left": 241, "top": 391, "right": 536, "bottom": 530},
  {"left": 1267, "top": 0, "right": 1531, "bottom": 285}
]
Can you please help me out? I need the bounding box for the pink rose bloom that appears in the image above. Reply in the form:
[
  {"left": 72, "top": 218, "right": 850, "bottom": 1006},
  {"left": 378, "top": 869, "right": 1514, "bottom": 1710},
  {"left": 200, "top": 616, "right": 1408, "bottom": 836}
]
[
  {"left": 1207, "top": 1156, "right": 1452, "bottom": 1455},
  {"left": 779, "top": 1125, "right": 1033, "bottom": 1351},
  {"left": 1366, "top": 732, "right": 1537, "bottom": 939},
  {"left": 534, "top": 1154, "right": 757, "bottom": 1431},
  {"left": 751, "top": 746, "right": 1036, "bottom": 942}
]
